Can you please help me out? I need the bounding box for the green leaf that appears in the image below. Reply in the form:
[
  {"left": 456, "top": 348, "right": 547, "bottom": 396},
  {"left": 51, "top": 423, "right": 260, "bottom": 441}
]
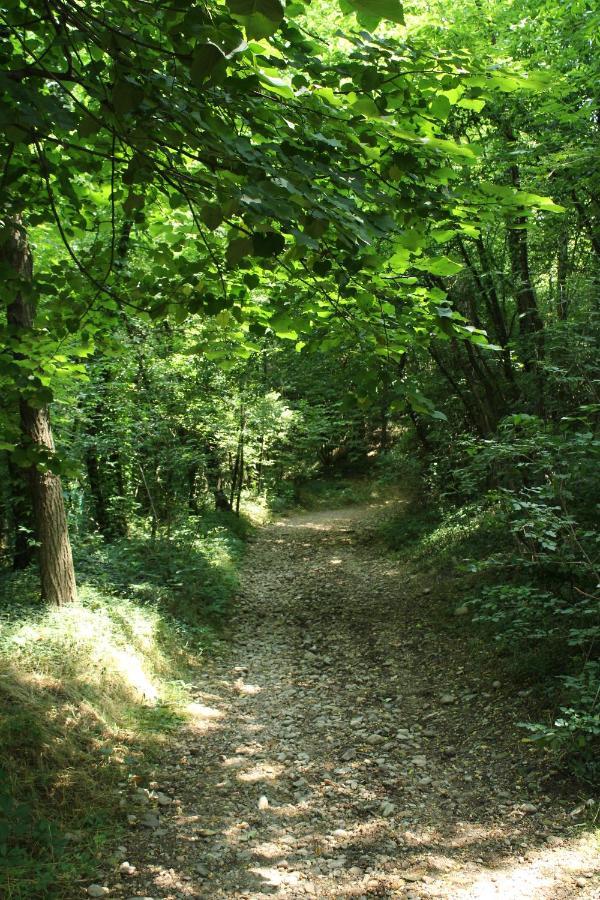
[
  {"left": 419, "top": 256, "right": 463, "bottom": 276},
  {"left": 340, "top": 0, "right": 404, "bottom": 25},
  {"left": 457, "top": 98, "right": 486, "bottom": 112},
  {"left": 429, "top": 95, "right": 451, "bottom": 120},
  {"left": 112, "top": 81, "right": 144, "bottom": 116},
  {"left": 257, "top": 70, "right": 295, "bottom": 98},
  {"left": 227, "top": 236, "right": 253, "bottom": 266},
  {"left": 352, "top": 97, "right": 381, "bottom": 118},
  {"left": 124, "top": 192, "right": 145, "bottom": 214},
  {"left": 252, "top": 231, "right": 285, "bottom": 257},
  {"left": 227, "top": 0, "right": 285, "bottom": 39},
  {"left": 190, "top": 43, "right": 228, "bottom": 86},
  {"left": 431, "top": 228, "right": 457, "bottom": 244},
  {"left": 200, "top": 204, "right": 223, "bottom": 231},
  {"left": 244, "top": 272, "right": 260, "bottom": 288},
  {"left": 270, "top": 312, "right": 299, "bottom": 340},
  {"left": 4, "top": 125, "right": 30, "bottom": 143}
]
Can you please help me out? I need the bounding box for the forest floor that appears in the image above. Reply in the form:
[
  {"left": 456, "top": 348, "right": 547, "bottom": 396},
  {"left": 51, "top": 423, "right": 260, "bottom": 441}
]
[{"left": 96, "top": 498, "right": 599, "bottom": 900}]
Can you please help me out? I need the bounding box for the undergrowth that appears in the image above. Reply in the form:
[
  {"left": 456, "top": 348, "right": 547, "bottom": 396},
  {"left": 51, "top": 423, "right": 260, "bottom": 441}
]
[
  {"left": 378, "top": 413, "right": 600, "bottom": 782},
  {"left": 289, "top": 475, "right": 388, "bottom": 510},
  {"left": 0, "top": 512, "right": 247, "bottom": 899}
]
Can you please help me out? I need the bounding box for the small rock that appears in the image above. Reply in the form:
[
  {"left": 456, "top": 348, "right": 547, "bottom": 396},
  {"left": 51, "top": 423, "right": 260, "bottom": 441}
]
[
  {"left": 454, "top": 605, "right": 469, "bottom": 617},
  {"left": 492, "top": 680, "right": 501, "bottom": 688},
  {"left": 119, "top": 861, "right": 136, "bottom": 876},
  {"left": 521, "top": 803, "right": 537, "bottom": 814},
  {"left": 576, "top": 877, "right": 587, "bottom": 888},
  {"left": 440, "top": 694, "right": 455, "bottom": 704},
  {"left": 87, "top": 887, "right": 109, "bottom": 898},
  {"left": 545, "top": 835, "right": 563, "bottom": 847},
  {"left": 328, "top": 857, "right": 346, "bottom": 870},
  {"left": 258, "top": 795, "right": 269, "bottom": 810},
  {"left": 140, "top": 813, "right": 160, "bottom": 828},
  {"left": 348, "top": 866, "right": 363, "bottom": 877}
]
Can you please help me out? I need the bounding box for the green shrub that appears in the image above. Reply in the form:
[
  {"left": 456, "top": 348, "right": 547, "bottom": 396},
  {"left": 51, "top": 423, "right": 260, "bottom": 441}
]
[{"left": 520, "top": 662, "right": 600, "bottom": 780}]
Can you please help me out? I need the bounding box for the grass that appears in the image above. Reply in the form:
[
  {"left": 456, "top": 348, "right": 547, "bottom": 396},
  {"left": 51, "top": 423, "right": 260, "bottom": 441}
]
[
  {"left": 0, "top": 511, "right": 247, "bottom": 899},
  {"left": 292, "top": 475, "right": 391, "bottom": 510}
]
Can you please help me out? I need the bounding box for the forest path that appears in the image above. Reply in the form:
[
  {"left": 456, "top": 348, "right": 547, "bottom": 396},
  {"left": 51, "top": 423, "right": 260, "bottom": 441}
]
[{"left": 115, "top": 500, "right": 599, "bottom": 900}]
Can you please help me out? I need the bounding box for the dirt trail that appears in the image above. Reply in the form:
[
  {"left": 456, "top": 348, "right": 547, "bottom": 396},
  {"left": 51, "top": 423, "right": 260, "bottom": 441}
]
[{"left": 114, "top": 501, "right": 599, "bottom": 900}]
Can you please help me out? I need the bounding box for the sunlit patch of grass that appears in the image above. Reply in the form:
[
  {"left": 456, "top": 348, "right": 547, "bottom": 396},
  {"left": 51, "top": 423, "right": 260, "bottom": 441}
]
[
  {"left": 295, "top": 476, "right": 380, "bottom": 509},
  {"left": 379, "top": 497, "right": 507, "bottom": 566},
  {"left": 240, "top": 494, "right": 272, "bottom": 525},
  {"left": 0, "top": 519, "right": 245, "bottom": 898}
]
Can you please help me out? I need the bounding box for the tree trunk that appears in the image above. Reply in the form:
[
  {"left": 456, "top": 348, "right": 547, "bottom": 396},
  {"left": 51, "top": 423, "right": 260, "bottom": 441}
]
[
  {"left": 556, "top": 229, "right": 570, "bottom": 320},
  {"left": 85, "top": 443, "right": 111, "bottom": 537},
  {"left": 2, "top": 218, "right": 77, "bottom": 604},
  {"left": 504, "top": 156, "right": 544, "bottom": 358},
  {"left": 500, "top": 126, "right": 544, "bottom": 362}
]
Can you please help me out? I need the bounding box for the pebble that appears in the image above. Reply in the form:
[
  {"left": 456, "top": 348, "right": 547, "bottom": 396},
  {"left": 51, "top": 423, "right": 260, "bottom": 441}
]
[
  {"left": 119, "top": 861, "right": 136, "bottom": 876},
  {"left": 98, "top": 510, "right": 585, "bottom": 900},
  {"left": 87, "top": 887, "right": 109, "bottom": 898},
  {"left": 140, "top": 813, "right": 161, "bottom": 828}
]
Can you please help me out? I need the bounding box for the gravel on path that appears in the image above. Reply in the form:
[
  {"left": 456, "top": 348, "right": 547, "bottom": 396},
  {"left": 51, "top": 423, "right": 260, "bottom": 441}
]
[{"left": 94, "top": 501, "right": 600, "bottom": 900}]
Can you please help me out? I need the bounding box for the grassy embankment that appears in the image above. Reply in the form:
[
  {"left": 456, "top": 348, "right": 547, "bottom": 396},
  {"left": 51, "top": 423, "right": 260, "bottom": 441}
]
[{"left": 0, "top": 512, "right": 249, "bottom": 899}]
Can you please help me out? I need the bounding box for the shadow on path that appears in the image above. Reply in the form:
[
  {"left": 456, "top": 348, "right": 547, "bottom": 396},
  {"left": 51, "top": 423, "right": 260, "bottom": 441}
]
[{"left": 105, "top": 501, "right": 600, "bottom": 900}]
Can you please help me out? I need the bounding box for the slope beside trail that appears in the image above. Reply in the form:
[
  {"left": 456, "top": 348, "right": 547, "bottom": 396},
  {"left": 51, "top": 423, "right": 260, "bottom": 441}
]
[{"left": 106, "top": 500, "right": 599, "bottom": 900}]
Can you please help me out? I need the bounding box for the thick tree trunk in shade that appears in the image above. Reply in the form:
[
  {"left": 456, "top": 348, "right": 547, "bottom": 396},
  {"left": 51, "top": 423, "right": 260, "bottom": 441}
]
[{"left": 2, "top": 217, "right": 77, "bottom": 604}]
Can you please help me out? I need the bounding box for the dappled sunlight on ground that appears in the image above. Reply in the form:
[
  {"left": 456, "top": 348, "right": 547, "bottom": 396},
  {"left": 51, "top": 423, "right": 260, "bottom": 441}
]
[{"left": 103, "top": 503, "right": 599, "bottom": 900}]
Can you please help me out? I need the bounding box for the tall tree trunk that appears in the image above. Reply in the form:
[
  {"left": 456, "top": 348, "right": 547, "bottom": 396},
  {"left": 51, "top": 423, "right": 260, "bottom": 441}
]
[
  {"left": 407, "top": 409, "right": 431, "bottom": 455},
  {"left": 2, "top": 218, "right": 77, "bottom": 604},
  {"left": 556, "top": 229, "right": 570, "bottom": 320},
  {"left": 85, "top": 443, "right": 111, "bottom": 537},
  {"left": 501, "top": 126, "right": 544, "bottom": 359},
  {"left": 503, "top": 153, "right": 544, "bottom": 356}
]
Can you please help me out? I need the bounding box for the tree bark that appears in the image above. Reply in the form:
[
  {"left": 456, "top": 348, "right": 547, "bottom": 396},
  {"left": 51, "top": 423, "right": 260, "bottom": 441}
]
[{"left": 2, "top": 217, "right": 77, "bottom": 604}]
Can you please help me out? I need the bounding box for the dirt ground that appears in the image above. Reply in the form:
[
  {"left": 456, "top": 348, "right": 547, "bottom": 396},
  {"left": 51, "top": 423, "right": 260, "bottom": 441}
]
[{"left": 98, "top": 500, "right": 600, "bottom": 899}]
